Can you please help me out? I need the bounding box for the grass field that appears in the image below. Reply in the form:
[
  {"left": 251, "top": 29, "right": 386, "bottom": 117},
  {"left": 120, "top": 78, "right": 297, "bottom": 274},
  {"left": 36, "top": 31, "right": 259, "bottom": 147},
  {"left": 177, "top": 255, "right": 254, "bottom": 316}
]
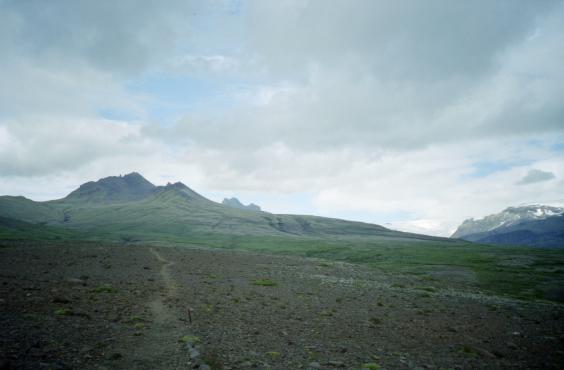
[{"left": 165, "top": 233, "right": 564, "bottom": 302}]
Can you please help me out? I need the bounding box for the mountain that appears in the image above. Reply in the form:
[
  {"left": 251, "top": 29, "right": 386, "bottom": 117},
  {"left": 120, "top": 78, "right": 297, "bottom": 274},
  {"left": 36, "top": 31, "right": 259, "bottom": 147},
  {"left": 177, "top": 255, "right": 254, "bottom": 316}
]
[
  {"left": 0, "top": 172, "right": 458, "bottom": 247},
  {"left": 222, "top": 197, "right": 261, "bottom": 212},
  {"left": 65, "top": 172, "right": 156, "bottom": 203},
  {"left": 452, "top": 205, "right": 564, "bottom": 248}
]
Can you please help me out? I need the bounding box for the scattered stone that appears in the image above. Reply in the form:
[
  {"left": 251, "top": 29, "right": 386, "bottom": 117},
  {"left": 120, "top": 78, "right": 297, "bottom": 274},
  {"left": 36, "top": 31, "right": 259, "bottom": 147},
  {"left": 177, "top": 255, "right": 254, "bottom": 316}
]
[
  {"left": 1, "top": 243, "right": 562, "bottom": 370},
  {"left": 67, "top": 278, "right": 87, "bottom": 286},
  {"left": 52, "top": 296, "right": 71, "bottom": 304},
  {"left": 188, "top": 347, "right": 200, "bottom": 359},
  {"left": 327, "top": 360, "right": 345, "bottom": 367},
  {"left": 475, "top": 347, "right": 496, "bottom": 358}
]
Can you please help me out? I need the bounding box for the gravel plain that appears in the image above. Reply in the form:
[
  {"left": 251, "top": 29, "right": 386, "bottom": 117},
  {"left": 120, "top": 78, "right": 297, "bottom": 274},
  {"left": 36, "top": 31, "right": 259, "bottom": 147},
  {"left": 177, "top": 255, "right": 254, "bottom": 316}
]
[{"left": 1, "top": 242, "right": 563, "bottom": 369}]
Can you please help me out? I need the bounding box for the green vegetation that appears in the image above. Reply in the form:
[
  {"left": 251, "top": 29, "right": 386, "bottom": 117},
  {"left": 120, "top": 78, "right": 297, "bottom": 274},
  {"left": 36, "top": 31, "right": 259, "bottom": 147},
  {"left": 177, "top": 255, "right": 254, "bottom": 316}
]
[
  {"left": 0, "top": 216, "right": 85, "bottom": 241},
  {"left": 179, "top": 335, "right": 201, "bottom": 344},
  {"left": 461, "top": 345, "right": 478, "bottom": 357},
  {"left": 127, "top": 315, "right": 145, "bottom": 323},
  {"left": 54, "top": 308, "right": 73, "bottom": 316},
  {"left": 253, "top": 278, "right": 278, "bottom": 287},
  {"left": 93, "top": 284, "right": 117, "bottom": 293},
  {"left": 361, "top": 363, "right": 380, "bottom": 370}
]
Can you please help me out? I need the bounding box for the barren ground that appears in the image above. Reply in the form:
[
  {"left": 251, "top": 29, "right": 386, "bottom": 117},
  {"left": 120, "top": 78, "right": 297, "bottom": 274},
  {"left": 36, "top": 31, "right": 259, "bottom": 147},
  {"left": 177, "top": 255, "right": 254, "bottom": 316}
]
[{"left": 1, "top": 242, "right": 563, "bottom": 369}]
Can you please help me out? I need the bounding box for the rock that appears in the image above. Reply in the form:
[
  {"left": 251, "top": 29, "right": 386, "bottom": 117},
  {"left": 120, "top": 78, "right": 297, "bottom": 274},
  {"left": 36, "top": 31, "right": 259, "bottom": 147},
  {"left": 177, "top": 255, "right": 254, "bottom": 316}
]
[
  {"left": 40, "top": 362, "right": 69, "bottom": 370},
  {"left": 475, "top": 347, "right": 496, "bottom": 358},
  {"left": 52, "top": 296, "right": 71, "bottom": 304},
  {"left": 308, "top": 362, "right": 321, "bottom": 369},
  {"left": 327, "top": 360, "right": 345, "bottom": 367},
  {"left": 199, "top": 365, "right": 211, "bottom": 370},
  {"left": 189, "top": 348, "right": 200, "bottom": 359},
  {"left": 66, "top": 278, "right": 86, "bottom": 286}
]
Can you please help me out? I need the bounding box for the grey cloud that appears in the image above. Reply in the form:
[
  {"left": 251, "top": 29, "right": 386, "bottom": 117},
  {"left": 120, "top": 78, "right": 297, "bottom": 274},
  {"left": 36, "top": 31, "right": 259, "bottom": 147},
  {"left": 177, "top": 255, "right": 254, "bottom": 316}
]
[
  {"left": 0, "top": 0, "right": 242, "bottom": 120},
  {"left": 518, "top": 169, "right": 556, "bottom": 185},
  {"left": 0, "top": 0, "right": 200, "bottom": 74},
  {"left": 246, "top": 0, "right": 560, "bottom": 80},
  {"left": 164, "top": 0, "right": 564, "bottom": 153}
]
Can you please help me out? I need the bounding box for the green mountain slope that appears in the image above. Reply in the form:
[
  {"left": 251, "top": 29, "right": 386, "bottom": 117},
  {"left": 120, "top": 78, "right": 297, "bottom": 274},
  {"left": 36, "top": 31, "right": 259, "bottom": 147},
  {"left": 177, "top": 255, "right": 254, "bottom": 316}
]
[
  {"left": 0, "top": 196, "right": 62, "bottom": 223},
  {"left": 0, "top": 173, "right": 448, "bottom": 245},
  {"left": 0, "top": 216, "right": 83, "bottom": 241}
]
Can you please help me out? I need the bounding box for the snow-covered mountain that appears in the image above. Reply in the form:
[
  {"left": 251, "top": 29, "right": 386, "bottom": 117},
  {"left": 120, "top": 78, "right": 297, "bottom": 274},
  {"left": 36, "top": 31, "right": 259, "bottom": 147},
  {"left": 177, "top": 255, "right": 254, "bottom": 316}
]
[{"left": 451, "top": 205, "right": 564, "bottom": 248}]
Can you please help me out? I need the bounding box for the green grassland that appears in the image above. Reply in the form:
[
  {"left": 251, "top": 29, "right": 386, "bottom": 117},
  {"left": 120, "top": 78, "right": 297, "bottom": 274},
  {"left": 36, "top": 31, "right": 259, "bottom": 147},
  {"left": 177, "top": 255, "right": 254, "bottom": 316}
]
[
  {"left": 161, "top": 233, "right": 564, "bottom": 302},
  {"left": 0, "top": 216, "right": 86, "bottom": 241}
]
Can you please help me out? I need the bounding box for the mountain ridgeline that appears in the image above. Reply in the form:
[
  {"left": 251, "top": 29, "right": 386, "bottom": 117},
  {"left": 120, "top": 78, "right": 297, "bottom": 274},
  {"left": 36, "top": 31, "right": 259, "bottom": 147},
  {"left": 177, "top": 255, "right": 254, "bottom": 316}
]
[
  {"left": 0, "top": 172, "right": 450, "bottom": 247},
  {"left": 452, "top": 205, "right": 564, "bottom": 248},
  {"left": 222, "top": 197, "right": 261, "bottom": 212}
]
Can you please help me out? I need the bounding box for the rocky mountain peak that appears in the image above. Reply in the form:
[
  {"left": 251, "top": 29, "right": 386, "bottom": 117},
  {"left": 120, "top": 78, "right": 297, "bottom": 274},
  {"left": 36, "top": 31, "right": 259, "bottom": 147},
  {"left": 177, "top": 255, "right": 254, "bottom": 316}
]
[
  {"left": 65, "top": 172, "right": 155, "bottom": 203},
  {"left": 452, "top": 204, "right": 564, "bottom": 239},
  {"left": 222, "top": 197, "right": 261, "bottom": 212}
]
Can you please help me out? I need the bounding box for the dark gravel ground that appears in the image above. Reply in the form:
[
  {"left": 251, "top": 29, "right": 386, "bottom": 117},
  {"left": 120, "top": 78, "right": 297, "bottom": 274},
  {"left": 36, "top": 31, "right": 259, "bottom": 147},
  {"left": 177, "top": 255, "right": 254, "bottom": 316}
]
[{"left": 0, "top": 241, "right": 563, "bottom": 369}]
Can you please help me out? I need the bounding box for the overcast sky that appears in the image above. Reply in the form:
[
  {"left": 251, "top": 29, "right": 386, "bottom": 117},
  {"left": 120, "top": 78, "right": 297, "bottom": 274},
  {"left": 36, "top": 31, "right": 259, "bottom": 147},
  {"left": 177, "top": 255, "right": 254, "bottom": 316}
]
[{"left": 1, "top": 0, "right": 563, "bottom": 236}]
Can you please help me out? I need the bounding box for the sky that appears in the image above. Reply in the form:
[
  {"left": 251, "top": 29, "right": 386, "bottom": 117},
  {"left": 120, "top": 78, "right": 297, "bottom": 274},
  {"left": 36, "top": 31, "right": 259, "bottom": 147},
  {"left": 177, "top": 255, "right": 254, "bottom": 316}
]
[{"left": 1, "top": 0, "right": 563, "bottom": 236}]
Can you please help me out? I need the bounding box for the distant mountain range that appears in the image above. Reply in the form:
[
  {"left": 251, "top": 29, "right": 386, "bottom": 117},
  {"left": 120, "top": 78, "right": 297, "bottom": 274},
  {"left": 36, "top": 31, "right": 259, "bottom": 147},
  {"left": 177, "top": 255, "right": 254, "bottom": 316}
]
[
  {"left": 0, "top": 172, "right": 453, "bottom": 248},
  {"left": 452, "top": 205, "right": 564, "bottom": 248},
  {"left": 222, "top": 197, "right": 261, "bottom": 212}
]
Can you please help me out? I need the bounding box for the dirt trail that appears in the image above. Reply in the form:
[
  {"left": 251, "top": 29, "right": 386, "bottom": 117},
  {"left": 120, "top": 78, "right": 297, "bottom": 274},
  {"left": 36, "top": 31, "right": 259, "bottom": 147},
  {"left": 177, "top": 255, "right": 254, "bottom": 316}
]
[
  {"left": 114, "top": 248, "right": 192, "bottom": 369},
  {"left": 148, "top": 248, "right": 178, "bottom": 325},
  {"left": 150, "top": 247, "right": 178, "bottom": 298}
]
